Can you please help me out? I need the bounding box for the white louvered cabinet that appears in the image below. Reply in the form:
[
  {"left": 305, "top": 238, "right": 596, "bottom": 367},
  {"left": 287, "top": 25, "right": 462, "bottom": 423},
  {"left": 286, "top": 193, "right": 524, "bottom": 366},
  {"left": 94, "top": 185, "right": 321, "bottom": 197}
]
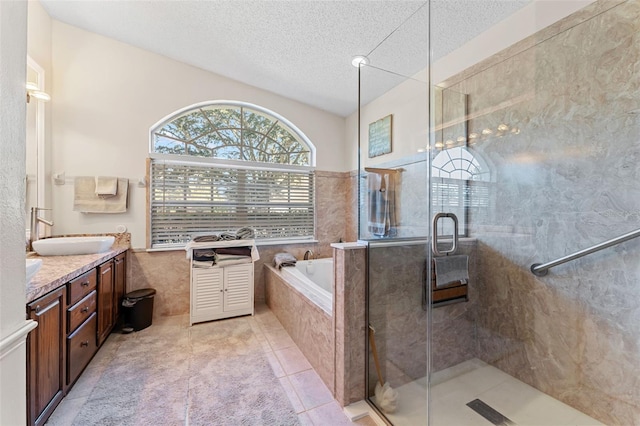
[{"left": 190, "top": 263, "right": 254, "bottom": 325}]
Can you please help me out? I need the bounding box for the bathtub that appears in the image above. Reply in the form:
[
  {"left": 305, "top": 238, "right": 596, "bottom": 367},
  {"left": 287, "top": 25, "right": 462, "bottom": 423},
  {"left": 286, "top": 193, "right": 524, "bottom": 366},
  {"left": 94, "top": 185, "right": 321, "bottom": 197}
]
[{"left": 279, "top": 258, "right": 333, "bottom": 314}]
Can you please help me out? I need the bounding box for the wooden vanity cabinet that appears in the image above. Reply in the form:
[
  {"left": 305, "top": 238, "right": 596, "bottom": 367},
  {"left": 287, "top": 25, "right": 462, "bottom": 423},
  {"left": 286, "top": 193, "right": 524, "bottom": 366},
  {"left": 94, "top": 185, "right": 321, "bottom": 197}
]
[
  {"left": 27, "top": 250, "right": 128, "bottom": 426},
  {"left": 27, "top": 287, "right": 66, "bottom": 426},
  {"left": 114, "top": 252, "right": 127, "bottom": 324},
  {"left": 97, "top": 259, "right": 115, "bottom": 346}
]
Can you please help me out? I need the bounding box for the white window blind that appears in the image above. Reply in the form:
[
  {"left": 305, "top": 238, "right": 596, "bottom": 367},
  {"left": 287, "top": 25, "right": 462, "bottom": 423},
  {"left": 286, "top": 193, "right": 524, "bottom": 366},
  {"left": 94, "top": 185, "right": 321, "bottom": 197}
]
[
  {"left": 150, "top": 160, "right": 315, "bottom": 248},
  {"left": 431, "top": 178, "right": 491, "bottom": 237}
]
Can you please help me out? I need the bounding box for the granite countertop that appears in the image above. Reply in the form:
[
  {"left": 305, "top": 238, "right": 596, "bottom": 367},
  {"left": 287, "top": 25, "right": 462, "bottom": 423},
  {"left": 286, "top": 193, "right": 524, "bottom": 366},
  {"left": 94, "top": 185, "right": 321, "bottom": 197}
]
[{"left": 26, "top": 235, "right": 131, "bottom": 304}]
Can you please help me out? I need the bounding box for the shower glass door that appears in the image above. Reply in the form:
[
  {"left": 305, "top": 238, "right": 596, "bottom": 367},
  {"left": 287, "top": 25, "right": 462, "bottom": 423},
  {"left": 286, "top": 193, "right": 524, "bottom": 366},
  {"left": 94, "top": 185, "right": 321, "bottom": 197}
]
[
  {"left": 357, "top": 3, "right": 430, "bottom": 424},
  {"left": 429, "top": 1, "right": 640, "bottom": 425}
]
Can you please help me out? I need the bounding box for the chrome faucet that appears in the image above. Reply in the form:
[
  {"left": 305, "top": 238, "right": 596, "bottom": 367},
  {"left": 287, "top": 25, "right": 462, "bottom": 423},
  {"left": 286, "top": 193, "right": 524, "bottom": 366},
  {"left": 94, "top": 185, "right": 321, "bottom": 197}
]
[
  {"left": 303, "top": 250, "right": 314, "bottom": 260},
  {"left": 29, "top": 207, "right": 53, "bottom": 251}
]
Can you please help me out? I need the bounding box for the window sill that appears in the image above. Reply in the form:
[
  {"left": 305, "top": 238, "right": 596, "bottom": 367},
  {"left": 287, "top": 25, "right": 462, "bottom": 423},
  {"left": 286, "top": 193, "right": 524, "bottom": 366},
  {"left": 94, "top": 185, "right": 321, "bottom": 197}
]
[{"left": 137, "top": 238, "right": 318, "bottom": 253}]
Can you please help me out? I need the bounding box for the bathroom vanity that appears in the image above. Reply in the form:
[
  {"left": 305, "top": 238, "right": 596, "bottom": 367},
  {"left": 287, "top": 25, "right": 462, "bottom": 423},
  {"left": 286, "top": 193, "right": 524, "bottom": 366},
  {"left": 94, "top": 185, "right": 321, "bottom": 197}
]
[{"left": 25, "top": 243, "right": 128, "bottom": 426}]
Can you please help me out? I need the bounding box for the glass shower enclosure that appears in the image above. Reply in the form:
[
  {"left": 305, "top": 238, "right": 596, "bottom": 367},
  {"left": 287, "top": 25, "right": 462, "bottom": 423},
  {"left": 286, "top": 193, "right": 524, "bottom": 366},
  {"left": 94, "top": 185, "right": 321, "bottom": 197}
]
[
  {"left": 359, "top": 1, "right": 640, "bottom": 425},
  {"left": 357, "top": 3, "right": 431, "bottom": 425}
]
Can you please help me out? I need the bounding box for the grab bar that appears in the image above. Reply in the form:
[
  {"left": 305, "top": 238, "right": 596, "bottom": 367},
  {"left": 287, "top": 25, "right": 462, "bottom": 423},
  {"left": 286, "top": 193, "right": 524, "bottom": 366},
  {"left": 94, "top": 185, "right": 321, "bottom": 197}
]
[
  {"left": 530, "top": 228, "right": 640, "bottom": 276},
  {"left": 432, "top": 213, "right": 458, "bottom": 256}
]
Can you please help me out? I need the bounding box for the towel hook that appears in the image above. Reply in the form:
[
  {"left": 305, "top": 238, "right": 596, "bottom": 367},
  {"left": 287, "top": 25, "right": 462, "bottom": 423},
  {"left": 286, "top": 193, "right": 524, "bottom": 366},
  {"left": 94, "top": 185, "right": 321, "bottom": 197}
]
[{"left": 432, "top": 213, "right": 458, "bottom": 256}]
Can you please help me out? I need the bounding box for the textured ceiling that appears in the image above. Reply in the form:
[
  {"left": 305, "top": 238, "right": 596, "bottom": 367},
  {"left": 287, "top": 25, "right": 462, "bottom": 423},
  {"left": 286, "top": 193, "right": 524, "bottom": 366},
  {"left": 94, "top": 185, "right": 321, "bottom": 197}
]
[{"left": 40, "top": 0, "right": 530, "bottom": 117}]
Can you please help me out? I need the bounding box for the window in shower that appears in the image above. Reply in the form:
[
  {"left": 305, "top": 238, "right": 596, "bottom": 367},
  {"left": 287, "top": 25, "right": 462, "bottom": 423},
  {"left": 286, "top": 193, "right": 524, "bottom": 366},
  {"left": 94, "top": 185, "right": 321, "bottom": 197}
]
[
  {"left": 148, "top": 101, "right": 316, "bottom": 248},
  {"left": 431, "top": 145, "right": 491, "bottom": 237}
]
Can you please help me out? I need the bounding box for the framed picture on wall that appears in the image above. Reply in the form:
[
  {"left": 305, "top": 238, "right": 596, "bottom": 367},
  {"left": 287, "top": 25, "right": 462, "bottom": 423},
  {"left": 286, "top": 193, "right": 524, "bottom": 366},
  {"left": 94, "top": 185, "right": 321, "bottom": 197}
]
[{"left": 368, "top": 114, "right": 392, "bottom": 158}]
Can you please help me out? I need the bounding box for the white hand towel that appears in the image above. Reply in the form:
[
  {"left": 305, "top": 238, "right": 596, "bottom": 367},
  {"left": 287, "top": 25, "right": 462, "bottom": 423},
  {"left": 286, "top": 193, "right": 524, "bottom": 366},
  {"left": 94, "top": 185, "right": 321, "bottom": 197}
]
[
  {"left": 74, "top": 177, "right": 128, "bottom": 213},
  {"left": 95, "top": 176, "right": 118, "bottom": 197}
]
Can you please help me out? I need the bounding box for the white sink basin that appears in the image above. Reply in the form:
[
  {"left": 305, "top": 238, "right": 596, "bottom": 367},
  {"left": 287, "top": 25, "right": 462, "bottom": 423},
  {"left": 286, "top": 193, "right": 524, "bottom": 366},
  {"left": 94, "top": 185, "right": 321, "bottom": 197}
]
[
  {"left": 26, "top": 258, "right": 43, "bottom": 284},
  {"left": 32, "top": 236, "right": 115, "bottom": 256}
]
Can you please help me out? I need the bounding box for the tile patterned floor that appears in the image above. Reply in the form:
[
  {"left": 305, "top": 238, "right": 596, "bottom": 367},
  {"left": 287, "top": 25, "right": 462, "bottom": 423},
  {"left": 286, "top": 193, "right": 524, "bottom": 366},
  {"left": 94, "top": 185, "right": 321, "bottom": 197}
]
[{"left": 46, "top": 304, "right": 378, "bottom": 426}]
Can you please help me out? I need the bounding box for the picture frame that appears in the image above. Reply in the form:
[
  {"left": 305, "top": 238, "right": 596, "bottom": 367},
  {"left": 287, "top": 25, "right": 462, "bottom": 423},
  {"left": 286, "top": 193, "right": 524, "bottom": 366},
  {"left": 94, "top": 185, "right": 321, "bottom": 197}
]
[{"left": 368, "top": 114, "right": 392, "bottom": 158}]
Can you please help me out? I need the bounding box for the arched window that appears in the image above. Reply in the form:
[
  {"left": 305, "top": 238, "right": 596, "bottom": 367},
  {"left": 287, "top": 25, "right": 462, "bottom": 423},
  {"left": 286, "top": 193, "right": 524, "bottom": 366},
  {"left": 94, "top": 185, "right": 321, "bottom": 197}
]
[
  {"left": 151, "top": 102, "right": 314, "bottom": 166},
  {"left": 432, "top": 146, "right": 490, "bottom": 181},
  {"left": 431, "top": 146, "right": 491, "bottom": 236},
  {"left": 149, "top": 101, "right": 316, "bottom": 248}
]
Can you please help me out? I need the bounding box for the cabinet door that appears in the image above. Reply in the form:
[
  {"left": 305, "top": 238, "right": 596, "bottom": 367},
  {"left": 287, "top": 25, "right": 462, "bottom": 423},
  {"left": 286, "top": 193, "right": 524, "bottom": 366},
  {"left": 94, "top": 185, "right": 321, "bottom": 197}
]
[
  {"left": 113, "top": 252, "right": 126, "bottom": 322},
  {"left": 97, "top": 260, "right": 115, "bottom": 346},
  {"left": 27, "top": 287, "right": 66, "bottom": 426},
  {"left": 191, "top": 268, "right": 224, "bottom": 320},
  {"left": 223, "top": 263, "right": 253, "bottom": 312}
]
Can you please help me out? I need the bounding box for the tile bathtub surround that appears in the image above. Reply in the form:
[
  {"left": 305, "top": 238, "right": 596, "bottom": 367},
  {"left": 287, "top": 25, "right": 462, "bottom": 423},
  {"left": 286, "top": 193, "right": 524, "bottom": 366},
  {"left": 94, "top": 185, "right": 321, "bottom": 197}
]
[
  {"left": 315, "top": 170, "right": 357, "bottom": 253},
  {"left": 264, "top": 265, "right": 336, "bottom": 393},
  {"left": 333, "top": 245, "right": 367, "bottom": 406},
  {"left": 442, "top": 1, "right": 640, "bottom": 423},
  {"left": 47, "top": 305, "right": 375, "bottom": 426}
]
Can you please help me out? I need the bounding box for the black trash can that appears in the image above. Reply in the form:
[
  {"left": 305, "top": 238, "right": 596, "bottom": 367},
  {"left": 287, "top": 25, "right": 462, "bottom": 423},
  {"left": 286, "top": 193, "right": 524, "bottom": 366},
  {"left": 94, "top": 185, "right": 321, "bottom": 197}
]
[{"left": 122, "top": 288, "right": 156, "bottom": 331}]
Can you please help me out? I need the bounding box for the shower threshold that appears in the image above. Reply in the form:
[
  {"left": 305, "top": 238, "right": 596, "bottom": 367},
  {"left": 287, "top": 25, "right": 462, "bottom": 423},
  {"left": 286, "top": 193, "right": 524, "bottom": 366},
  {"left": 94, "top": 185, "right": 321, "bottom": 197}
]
[{"left": 379, "top": 358, "right": 602, "bottom": 426}]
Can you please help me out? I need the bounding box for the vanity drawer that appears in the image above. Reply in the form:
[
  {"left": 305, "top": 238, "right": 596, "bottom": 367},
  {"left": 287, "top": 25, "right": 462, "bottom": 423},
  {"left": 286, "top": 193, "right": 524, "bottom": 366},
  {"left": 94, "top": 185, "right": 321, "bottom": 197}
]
[
  {"left": 67, "top": 313, "right": 98, "bottom": 386},
  {"left": 68, "top": 269, "right": 97, "bottom": 306},
  {"left": 67, "top": 290, "right": 97, "bottom": 333}
]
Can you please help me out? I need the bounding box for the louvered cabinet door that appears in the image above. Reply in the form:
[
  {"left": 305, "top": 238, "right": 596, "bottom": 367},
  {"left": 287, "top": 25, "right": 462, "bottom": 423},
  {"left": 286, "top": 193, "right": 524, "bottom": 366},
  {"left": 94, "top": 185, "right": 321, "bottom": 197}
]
[
  {"left": 191, "top": 268, "right": 224, "bottom": 322},
  {"left": 223, "top": 263, "right": 254, "bottom": 312}
]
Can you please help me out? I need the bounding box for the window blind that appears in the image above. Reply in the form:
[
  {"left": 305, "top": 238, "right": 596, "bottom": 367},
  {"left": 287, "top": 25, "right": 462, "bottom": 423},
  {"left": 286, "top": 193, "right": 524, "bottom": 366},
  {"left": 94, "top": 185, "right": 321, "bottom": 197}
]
[
  {"left": 431, "top": 178, "right": 491, "bottom": 237},
  {"left": 150, "top": 160, "right": 315, "bottom": 248}
]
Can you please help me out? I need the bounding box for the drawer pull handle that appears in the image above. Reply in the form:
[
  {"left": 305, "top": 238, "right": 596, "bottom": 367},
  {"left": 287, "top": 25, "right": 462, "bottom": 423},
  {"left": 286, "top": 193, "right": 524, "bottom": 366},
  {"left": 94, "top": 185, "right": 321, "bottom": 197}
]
[
  {"left": 81, "top": 307, "right": 89, "bottom": 313},
  {"left": 81, "top": 281, "right": 90, "bottom": 287},
  {"left": 35, "top": 305, "right": 41, "bottom": 314},
  {"left": 81, "top": 341, "right": 89, "bottom": 347}
]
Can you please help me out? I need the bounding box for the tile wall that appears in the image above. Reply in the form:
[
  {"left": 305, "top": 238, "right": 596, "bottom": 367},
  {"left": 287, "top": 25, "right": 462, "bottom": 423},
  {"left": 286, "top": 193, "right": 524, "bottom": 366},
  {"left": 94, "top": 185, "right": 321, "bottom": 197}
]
[{"left": 440, "top": 1, "right": 640, "bottom": 423}]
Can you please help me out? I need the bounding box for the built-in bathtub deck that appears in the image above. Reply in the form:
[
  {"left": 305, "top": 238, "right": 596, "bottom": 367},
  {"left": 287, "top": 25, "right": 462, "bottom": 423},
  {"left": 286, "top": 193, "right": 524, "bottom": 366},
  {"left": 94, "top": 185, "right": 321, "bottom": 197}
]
[
  {"left": 265, "top": 244, "right": 368, "bottom": 407},
  {"left": 265, "top": 263, "right": 335, "bottom": 393}
]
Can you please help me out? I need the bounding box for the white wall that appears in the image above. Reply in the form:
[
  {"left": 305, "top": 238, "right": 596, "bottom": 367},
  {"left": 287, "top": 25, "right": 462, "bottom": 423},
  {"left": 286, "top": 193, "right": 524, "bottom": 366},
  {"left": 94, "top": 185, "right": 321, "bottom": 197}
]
[
  {"left": 0, "top": 2, "right": 34, "bottom": 425},
  {"left": 50, "top": 21, "right": 347, "bottom": 249},
  {"left": 347, "top": 69, "right": 429, "bottom": 170},
  {"left": 27, "top": 0, "right": 53, "bottom": 224}
]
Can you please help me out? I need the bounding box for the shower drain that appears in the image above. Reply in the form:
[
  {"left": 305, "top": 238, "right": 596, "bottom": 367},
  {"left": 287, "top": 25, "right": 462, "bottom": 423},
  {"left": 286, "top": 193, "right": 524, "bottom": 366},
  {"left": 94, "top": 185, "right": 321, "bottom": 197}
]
[{"left": 466, "top": 399, "right": 515, "bottom": 426}]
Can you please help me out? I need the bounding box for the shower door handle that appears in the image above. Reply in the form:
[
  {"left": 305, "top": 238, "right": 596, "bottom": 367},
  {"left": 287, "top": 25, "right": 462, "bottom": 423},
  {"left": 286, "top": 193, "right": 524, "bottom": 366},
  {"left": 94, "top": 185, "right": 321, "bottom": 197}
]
[{"left": 432, "top": 213, "right": 459, "bottom": 256}]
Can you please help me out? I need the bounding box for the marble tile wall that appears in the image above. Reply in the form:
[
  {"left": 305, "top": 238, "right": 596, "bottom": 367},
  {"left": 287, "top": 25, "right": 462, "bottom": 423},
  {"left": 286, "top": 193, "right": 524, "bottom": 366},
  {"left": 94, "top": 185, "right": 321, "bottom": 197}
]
[
  {"left": 367, "top": 242, "right": 428, "bottom": 394},
  {"left": 264, "top": 265, "right": 335, "bottom": 393},
  {"left": 431, "top": 241, "right": 478, "bottom": 372},
  {"left": 367, "top": 240, "right": 478, "bottom": 396},
  {"left": 315, "top": 170, "right": 356, "bottom": 249},
  {"left": 441, "top": 1, "right": 640, "bottom": 423},
  {"left": 128, "top": 250, "right": 190, "bottom": 318},
  {"left": 333, "top": 245, "right": 367, "bottom": 406}
]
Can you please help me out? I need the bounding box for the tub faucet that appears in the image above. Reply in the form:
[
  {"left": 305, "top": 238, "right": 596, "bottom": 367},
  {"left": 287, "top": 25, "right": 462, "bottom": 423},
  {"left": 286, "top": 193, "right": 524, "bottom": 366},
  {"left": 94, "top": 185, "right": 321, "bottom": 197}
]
[
  {"left": 303, "top": 250, "right": 314, "bottom": 260},
  {"left": 29, "top": 207, "right": 53, "bottom": 251}
]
